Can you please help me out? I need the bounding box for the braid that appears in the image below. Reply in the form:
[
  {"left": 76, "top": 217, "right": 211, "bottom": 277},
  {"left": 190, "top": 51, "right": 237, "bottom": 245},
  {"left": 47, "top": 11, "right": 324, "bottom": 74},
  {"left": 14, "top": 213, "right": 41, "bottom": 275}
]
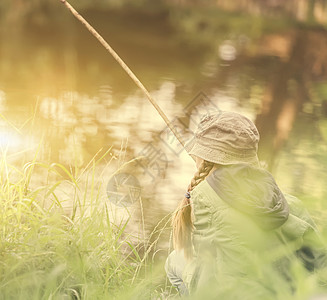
[
  {"left": 188, "top": 161, "right": 215, "bottom": 192},
  {"left": 172, "top": 160, "right": 214, "bottom": 260}
]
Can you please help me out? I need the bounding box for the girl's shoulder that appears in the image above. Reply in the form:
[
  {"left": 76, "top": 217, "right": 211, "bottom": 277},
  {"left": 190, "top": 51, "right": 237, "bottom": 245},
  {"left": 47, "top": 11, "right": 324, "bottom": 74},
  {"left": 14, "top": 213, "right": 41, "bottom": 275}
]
[{"left": 190, "top": 179, "right": 230, "bottom": 213}]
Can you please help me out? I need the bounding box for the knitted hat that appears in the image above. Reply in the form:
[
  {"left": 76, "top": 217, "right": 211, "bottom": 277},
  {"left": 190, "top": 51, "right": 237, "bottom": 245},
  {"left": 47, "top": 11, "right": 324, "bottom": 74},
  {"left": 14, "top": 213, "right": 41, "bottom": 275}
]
[{"left": 185, "top": 111, "right": 260, "bottom": 166}]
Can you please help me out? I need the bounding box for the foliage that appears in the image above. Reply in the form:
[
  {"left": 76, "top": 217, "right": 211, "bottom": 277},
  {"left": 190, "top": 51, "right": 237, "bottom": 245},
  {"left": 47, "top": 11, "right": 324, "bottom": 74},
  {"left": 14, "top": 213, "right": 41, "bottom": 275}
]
[{"left": 0, "top": 151, "right": 172, "bottom": 299}]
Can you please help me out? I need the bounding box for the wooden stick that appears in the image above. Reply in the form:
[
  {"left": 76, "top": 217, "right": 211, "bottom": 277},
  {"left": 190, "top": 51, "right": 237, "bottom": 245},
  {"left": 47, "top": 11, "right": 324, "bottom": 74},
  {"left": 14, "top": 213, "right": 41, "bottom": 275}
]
[{"left": 59, "top": 0, "right": 186, "bottom": 149}]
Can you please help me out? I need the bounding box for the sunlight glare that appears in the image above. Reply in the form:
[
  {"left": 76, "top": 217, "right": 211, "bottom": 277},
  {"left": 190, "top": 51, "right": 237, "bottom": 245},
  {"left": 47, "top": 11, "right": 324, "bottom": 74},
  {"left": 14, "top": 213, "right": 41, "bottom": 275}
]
[{"left": 0, "top": 131, "right": 22, "bottom": 149}]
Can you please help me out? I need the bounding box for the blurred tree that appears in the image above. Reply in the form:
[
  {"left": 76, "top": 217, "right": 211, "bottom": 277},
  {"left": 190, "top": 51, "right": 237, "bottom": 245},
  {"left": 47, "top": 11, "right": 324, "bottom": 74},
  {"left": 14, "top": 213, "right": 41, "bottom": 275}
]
[{"left": 255, "top": 29, "right": 327, "bottom": 170}]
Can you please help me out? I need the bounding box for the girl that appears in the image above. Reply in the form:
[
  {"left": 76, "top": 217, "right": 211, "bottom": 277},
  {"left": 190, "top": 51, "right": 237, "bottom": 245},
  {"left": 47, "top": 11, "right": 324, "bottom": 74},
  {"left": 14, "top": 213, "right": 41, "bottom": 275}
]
[{"left": 165, "top": 111, "right": 326, "bottom": 299}]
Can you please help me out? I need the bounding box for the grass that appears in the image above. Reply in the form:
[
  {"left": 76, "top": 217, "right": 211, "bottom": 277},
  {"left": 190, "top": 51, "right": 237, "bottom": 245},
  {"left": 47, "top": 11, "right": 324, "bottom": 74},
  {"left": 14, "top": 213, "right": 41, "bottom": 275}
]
[
  {"left": 0, "top": 149, "right": 175, "bottom": 300},
  {"left": 2, "top": 143, "right": 327, "bottom": 300}
]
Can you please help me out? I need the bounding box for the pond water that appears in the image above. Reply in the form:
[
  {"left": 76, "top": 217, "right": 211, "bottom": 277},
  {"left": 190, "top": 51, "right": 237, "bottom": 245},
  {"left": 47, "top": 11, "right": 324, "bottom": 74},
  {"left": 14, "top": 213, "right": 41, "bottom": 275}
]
[{"left": 1, "top": 6, "right": 327, "bottom": 252}]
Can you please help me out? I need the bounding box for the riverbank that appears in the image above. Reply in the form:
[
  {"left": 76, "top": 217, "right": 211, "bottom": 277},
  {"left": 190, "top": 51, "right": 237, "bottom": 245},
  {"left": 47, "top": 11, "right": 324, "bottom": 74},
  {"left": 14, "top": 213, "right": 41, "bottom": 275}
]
[{"left": 0, "top": 152, "right": 173, "bottom": 299}]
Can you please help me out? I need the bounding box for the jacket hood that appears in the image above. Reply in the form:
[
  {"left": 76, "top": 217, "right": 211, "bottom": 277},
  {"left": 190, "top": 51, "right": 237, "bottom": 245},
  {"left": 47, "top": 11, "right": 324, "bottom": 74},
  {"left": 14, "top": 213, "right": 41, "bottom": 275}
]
[{"left": 206, "top": 164, "right": 289, "bottom": 230}]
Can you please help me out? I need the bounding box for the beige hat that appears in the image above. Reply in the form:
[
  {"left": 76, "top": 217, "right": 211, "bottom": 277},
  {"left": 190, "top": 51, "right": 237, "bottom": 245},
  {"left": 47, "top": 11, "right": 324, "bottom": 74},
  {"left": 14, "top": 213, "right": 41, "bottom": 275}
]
[{"left": 185, "top": 111, "right": 260, "bottom": 166}]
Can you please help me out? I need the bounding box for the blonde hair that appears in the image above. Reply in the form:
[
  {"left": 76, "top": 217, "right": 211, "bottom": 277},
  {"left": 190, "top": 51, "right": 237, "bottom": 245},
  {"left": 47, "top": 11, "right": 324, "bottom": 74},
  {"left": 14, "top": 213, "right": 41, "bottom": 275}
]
[{"left": 172, "top": 160, "right": 214, "bottom": 260}]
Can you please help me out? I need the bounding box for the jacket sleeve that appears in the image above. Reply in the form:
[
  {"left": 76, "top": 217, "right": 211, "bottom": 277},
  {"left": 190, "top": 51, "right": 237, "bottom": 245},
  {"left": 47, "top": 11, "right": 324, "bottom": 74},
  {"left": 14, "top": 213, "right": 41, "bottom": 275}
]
[
  {"left": 165, "top": 250, "right": 189, "bottom": 295},
  {"left": 282, "top": 194, "right": 327, "bottom": 271}
]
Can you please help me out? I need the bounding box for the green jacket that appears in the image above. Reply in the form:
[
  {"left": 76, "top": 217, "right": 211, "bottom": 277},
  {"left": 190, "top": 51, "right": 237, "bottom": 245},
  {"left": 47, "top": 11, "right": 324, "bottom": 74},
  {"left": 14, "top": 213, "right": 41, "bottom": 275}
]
[{"left": 183, "top": 164, "right": 325, "bottom": 299}]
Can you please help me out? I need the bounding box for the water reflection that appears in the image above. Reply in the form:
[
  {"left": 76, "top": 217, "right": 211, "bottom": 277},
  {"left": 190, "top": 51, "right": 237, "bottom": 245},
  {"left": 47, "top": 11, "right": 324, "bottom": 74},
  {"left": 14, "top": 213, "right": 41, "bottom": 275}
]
[
  {"left": 219, "top": 40, "right": 237, "bottom": 61},
  {"left": 1, "top": 5, "right": 327, "bottom": 249},
  {"left": 0, "top": 131, "right": 21, "bottom": 148}
]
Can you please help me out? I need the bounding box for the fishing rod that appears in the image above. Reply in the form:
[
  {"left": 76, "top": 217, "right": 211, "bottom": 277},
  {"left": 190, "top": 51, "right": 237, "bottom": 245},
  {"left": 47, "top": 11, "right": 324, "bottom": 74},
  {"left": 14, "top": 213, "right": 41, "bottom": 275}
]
[{"left": 59, "top": 0, "right": 186, "bottom": 149}]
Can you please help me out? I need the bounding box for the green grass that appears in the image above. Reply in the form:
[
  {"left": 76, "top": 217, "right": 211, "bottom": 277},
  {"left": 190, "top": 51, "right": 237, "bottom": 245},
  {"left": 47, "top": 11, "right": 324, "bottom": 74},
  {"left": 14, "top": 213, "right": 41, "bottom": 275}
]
[
  {"left": 2, "top": 144, "right": 327, "bottom": 300},
  {"left": 0, "top": 149, "right": 174, "bottom": 300}
]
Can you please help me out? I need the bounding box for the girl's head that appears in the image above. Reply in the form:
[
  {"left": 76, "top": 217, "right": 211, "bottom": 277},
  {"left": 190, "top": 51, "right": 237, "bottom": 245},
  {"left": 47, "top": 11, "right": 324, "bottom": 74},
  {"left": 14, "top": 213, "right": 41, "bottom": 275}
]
[
  {"left": 172, "top": 111, "right": 260, "bottom": 259},
  {"left": 186, "top": 111, "right": 260, "bottom": 167}
]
